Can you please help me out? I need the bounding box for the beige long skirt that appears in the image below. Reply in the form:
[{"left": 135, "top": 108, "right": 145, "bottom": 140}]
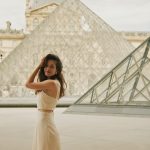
[{"left": 32, "top": 110, "right": 61, "bottom": 150}]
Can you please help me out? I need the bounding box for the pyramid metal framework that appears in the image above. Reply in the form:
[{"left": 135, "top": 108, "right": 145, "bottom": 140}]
[
  {"left": 64, "top": 37, "right": 150, "bottom": 115},
  {"left": 0, "top": 0, "right": 134, "bottom": 97}
]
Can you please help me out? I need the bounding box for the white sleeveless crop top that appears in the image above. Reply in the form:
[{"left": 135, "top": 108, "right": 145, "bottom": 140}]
[{"left": 37, "top": 80, "right": 60, "bottom": 110}]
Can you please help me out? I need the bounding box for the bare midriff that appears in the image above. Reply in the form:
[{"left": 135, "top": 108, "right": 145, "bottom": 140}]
[{"left": 38, "top": 109, "right": 53, "bottom": 112}]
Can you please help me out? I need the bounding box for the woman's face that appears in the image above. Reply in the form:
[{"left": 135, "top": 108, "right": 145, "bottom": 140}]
[{"left": 44, "top": 60, "right": 57, "bottom": 78}]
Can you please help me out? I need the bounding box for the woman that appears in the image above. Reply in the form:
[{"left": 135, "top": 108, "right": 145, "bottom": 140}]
[{"left": 25, "top": 53, "right": 67, "bottom": 150}]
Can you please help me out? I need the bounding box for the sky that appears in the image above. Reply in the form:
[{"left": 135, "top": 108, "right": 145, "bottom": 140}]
[{"left": 0, "top": 0, "right": 150, "bottom": 32}]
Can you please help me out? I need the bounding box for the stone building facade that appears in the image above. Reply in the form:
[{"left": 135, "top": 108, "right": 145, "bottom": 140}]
[{"left": 0, "top": 21, "right": 25, "bottom": 62}]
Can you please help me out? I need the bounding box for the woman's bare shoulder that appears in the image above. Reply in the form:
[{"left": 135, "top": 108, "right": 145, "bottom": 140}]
[
  {"left": 46, "top": 79, "right": 60, "bottom": 87},
  {"left": 54, "top": 80, "right": 61, "bottom": 87}
]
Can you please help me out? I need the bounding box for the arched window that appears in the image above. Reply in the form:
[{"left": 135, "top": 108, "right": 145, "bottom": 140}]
[
  {"left": 33, "top": 18, "right": 39, "bottom": 29},
  {"left": 0, "top": 49, "right": 4, "bottom": 61}
]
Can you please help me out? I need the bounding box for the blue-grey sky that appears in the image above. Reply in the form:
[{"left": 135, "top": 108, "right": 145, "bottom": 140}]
[{"left": 0, "top": 0, "right": 150, "bottom": 31}]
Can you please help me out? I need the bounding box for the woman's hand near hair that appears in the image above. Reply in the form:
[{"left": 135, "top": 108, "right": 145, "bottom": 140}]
[
  {"left": 39, "top": 56, "right": 45, "bottom": 68},
  {"left": 25, "top": 56, "right": 45, "bottom": 88}
]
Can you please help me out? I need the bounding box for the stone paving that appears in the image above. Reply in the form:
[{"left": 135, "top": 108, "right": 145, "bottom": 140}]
[{"left": 0, "top": 107, "right": 150, "bottom": 150}]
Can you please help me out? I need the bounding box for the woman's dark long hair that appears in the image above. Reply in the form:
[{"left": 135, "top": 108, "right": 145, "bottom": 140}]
[{"left": 35, "top": 53, "right": 67, "bottom": 99}]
